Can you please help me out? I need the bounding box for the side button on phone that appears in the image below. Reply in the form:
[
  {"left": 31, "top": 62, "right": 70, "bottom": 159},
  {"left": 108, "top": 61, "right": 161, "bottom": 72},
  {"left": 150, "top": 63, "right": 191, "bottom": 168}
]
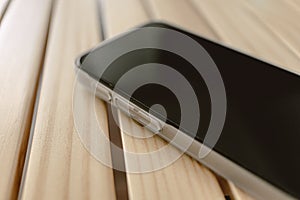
[
  {"left": 114, "top": 97, "right": 162, "bottom": 134},
  {"left": 95, "top": 85, "right": 111, "bottom": 102},
  {"left": 129, "top": 108, "right": 162, "bottom": 134}
]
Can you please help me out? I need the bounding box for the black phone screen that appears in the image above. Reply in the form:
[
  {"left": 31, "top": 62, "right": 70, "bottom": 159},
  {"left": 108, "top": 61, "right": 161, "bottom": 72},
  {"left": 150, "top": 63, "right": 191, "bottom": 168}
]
[{"left": 81, "top": 23, "right": 300, "bottom": 198}]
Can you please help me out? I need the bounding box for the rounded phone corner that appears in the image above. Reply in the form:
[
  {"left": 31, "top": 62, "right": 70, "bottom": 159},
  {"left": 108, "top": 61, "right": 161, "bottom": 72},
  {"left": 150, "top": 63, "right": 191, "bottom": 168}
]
[{"left": 74, "top": 51, "right": 91, "bottom": 70}]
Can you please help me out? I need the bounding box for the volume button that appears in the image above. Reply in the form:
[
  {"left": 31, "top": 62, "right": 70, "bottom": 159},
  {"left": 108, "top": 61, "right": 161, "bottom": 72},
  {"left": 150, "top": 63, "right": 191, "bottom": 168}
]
[
  {"left": 114, "top": 97, "right": 162, "bottom": 134},
  {"left": 95, "top": 84, "right": 111, "bottom": 102},
  {"left": 130, "top": 108, "right": 162, "bottom": 134}
]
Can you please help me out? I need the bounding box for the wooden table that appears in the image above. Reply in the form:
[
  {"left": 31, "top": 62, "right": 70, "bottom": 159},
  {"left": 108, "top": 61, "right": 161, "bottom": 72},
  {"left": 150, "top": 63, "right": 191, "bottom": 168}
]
[{"left": 0, "top": 0, "right": 299, "bottom": 199}]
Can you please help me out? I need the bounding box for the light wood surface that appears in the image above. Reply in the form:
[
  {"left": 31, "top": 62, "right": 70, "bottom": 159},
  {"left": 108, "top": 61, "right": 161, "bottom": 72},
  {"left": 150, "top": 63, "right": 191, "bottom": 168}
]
[
  {"left": 20, "top": 0, "right": 115, "bottom": 199},
  {"left": 242, "top": 0, "right": 300, "bottom": 59},
  {"left": 143, "top": 0, "right": 220, "bottom": 40},
  {"left": 216, "top": 176, "right": 255, "bottom": 200},
  {"left": 0, "top": 0, "right": 52, "bottom": 199},
  {"left": 0, "top": 0, "right": 298, "bottom": 199}
]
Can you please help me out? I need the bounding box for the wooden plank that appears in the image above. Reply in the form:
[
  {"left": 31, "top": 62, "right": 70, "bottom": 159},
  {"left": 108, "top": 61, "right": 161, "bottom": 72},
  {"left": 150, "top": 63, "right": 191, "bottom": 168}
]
[
  {"left": 101, "top": 0, "right": 225, "bottom": 199},
  {"left": 119, "top": 114, "right": 225, "bottom": 200},
  {"left": 20, "top": 0, "right": 116, "bottom": 199},
  {"left": 143, "top": 0, "right": 220, "bottom": 40},
  {"left": 227, "top": 181, "right": 255, "bottom": 200},
  {"left": 190, "top": 0, "right": 300, "bottom": 72},
  {"left": 242, "top": 0, "right": 300, "bottom": 63},
  {"left": 288, "top": 0, "right": 300, "bottom": 11},
  {"left": 0, "top": 0, "right": 52, "bottom": 198},
  {"left": 217, "top": 176, "right": 255, "bottom": 200},
  {"left": 101, "top": 0, "right": 149, "bottom": 38}
]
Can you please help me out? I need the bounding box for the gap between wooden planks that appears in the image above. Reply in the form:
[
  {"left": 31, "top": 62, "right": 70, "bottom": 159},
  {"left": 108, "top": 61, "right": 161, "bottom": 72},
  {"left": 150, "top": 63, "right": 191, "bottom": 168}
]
[
  {"left": 20, "top": 0, "right": 116, "bottom": 199},
  {"left": 17, "top": 0, "right": 300, "bottom": 199},
  {"left": 101, "top": 0, "right": 235, "bottom": 199},
  {"left": 101, "top": 0, "right": 300, "bottom": 199},
  {"left": 0, "top": 0, "right": 52, "bottom": 199}
]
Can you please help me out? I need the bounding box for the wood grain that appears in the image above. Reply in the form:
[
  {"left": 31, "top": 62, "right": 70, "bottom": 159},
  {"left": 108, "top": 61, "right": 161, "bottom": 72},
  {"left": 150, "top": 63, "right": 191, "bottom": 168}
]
[
  {"left": 242, "top": 0, "right": 300, "bottom": 63},
  {"left": 142, "top": 0, "right": 220, "bottom": 40},
  {"left": 101, "top": 0, "right": 148, "bottom": 38},
  {"left": 101, "top": 0, "right": 225, "bottom": 199},
  {"left": 227, "top": 181, "right": 255, "bottom": 200},
  {"left": 119, "top": 113, "right": 225, "bottom": 200},
  {"left": 190, "top": 0, "right": 300, "bottom": 72},
  {"left": 217, "top": 176, "right": 255, "bottom": 200},
  {"left": 0, "top": 0, "right": 52, "bottom": 199},
  {"left": 14, "top": 0, "right": 299, "bottom": 199},
  {"left": 20, "top": 0, "right": 115, "bottom": 199}
]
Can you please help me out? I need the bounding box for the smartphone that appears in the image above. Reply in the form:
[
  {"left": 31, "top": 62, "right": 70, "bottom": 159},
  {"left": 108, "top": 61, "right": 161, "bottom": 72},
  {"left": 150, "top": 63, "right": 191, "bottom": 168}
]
[{"left": 75, "top": 22, "right": 300, "bottom": 200}]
